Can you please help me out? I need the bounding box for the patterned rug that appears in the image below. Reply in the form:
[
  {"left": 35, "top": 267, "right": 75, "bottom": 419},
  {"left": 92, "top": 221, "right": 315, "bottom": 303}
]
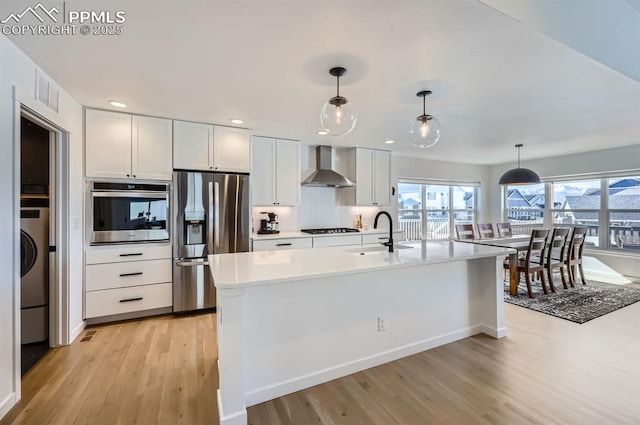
[{"left": 504, "top": 278, "right": 640, "bottom": 324}]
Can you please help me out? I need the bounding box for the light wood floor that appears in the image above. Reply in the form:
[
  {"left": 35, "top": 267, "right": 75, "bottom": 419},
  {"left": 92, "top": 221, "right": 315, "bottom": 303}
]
[{"left": 3, "top": 299, "right": 640, "bottom": 425}]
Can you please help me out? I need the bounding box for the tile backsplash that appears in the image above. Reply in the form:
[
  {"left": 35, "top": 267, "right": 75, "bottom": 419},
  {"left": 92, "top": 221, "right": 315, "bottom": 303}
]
[{"left": 252, "top": 186, "right": 386, "bottom": 232}]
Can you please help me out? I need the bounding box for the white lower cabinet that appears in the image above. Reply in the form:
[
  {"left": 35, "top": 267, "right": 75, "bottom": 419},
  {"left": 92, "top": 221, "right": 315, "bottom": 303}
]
[
  {"left": 85, "top": 283, "right": 172, "bottom": 319},
  {"left": 312, "top": 235, "right": 361, "bottom": 248},
  {"left": 252, "top": 238, "right": 312, "bottom": 251},
  {"left": 362, "top": 231, "right": 405, "bottom": 245},
  {"left": 84, "top": 244, "right": 172, "bottom": 320}
]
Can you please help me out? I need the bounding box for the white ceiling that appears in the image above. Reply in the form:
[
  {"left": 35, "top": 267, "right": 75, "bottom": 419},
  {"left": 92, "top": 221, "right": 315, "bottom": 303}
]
[{"left": 4, "top": 0, "right": 640, "bottom": 165}]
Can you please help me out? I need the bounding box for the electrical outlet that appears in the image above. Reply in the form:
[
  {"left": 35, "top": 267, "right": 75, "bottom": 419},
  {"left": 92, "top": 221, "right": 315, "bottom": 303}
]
[{"left": 377, "top": 316, "right": 387, "bottom": 332}]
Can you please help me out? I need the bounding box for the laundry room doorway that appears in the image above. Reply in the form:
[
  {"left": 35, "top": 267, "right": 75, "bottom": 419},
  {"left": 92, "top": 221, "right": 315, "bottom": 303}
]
[{"left": 19, "top": 107, "right": 70, "bottom": 376}]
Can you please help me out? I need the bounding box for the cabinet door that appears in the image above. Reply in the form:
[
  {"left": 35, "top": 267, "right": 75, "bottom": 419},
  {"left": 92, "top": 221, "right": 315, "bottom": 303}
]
[
  {"left": 173, "top": 121, "right": 213, "bottom": 171},
  {"left": 251, "top": 136, "right": 276, "bottom": 205},
  {"left": 132, "top": 116, "right": 173, "bottom": 180},
  {"left": 373, "top": 150, "right": 391, "bottom": 205},
  {"left": 275, "top": 140, "right": 300, "bottom": 205},
  {"left": 213, "top": 126, "right": 251, "bottom": 173},
  {"left": 355, "top": 148, "right": 374, "bottom": 205},
  {"left": 85, "top": 109, "right": 132, "bottom": 178}
]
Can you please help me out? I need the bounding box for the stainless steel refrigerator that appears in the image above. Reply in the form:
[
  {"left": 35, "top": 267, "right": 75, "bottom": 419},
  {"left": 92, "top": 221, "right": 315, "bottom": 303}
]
[{"left": 172, "top": 171, "right": 250, "bottom": 312}]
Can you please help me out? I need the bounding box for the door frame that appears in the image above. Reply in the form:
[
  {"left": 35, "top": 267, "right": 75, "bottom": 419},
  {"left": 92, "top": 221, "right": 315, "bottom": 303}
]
[{"left": 12, "top": 87, "right": 71, "bottom": 402}]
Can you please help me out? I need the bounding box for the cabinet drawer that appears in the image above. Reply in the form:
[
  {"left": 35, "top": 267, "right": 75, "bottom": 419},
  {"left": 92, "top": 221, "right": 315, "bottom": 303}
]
[
  {"left": 85, "top": 283, "right": 172, "bottom": 319},
  {"left": 86, "top": 259, "right": 172, "bottom": 291},
  {"left": 313, "top": 235, "right": 362, "bottom": 248},
  {"left": 86, "top": 245, "right": 172, "bottom": 265},
  {"left": 253, "top": 238, "right": 312, "bottom": 251},
  {"left": 362, "top": 231, "right": 405, "bottom": 245}
]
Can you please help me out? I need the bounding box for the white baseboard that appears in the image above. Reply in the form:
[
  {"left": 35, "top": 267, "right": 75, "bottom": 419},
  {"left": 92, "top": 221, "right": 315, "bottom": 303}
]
[
  {"left": 217, "top": 389, "right": 247, "bottom": 425},
  {"left": 70, "top": 320, "right": 86, "bottom": 344},
  {"left": 245, "top": 325, "right": 486, "bottom": 407},
  {"left": 0, "top": 392, "right": 17, "bottom": 421},
  {"left": 479, "top": 324, "right": 507, "bottom": 339}
]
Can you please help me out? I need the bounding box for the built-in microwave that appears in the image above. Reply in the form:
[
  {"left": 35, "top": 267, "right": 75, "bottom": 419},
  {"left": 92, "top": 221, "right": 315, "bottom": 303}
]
[{"left": 89, "top": 182, "right": 170, "bottom": 244}]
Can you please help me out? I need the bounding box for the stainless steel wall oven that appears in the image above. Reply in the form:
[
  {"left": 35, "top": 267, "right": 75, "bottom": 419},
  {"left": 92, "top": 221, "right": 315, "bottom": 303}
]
[{"left": 89, "top": 182, "right": 170, "bottom": 244}]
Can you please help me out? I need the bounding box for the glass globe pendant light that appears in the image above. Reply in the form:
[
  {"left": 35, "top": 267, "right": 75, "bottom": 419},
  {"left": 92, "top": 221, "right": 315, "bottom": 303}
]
[
  {"left": 408, "top": 90, "right": 441, "bottom": 148},
  {"left": 320, "top": 67, "right": 357, "bottom": 136}
]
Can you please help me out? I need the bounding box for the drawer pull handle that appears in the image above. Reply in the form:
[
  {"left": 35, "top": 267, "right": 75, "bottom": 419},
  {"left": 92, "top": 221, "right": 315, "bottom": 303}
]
[
  {"left": 378, "top": 237, "right": 388, "bottom": 240},
  {"left": 119, "top": 272, "right": 143, "bottom": 277},
  {"left": 119, "top": 253, "right": 143, "bottom": 257},
  {"left": 175, "top": 261, "right": 209, "bottom": 267},
  {"left": 276, "top": 243, "right": 292, "bottom": 247},
  {"left": 119, "top": 297, "right": 143, "bottom": 303}
]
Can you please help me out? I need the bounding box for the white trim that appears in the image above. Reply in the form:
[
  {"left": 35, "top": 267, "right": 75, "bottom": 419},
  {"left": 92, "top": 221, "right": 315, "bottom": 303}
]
[
  {"left": 217, "top": 390, "right": 247, "bottom": 425},
  {"left": 542, "top": 169, "right": 640, "bottom": 182},
  {"left": 0, "top": 393, "right": 17, "bottom": 419},
  {"left": 11, "top": 89, "right": 21, "bottom": 409},
  {"left": 398, "top": 177, "right": 481, "bottom": 187},
  {"left": 70, "top": 321, "right": 86, "bottom": 344}
]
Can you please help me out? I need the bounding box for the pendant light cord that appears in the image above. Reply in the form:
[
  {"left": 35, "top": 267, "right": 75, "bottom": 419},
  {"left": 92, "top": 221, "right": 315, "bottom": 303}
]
[
  {"left": 422, "top": 93, "right": 426, "bottom": 115},
  {"left": 336, "top": 74, "right": 340, "bottom": 97}
]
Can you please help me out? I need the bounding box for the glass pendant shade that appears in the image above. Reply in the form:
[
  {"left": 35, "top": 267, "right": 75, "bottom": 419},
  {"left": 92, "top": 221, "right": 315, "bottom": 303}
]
[
  {"left": 409, "top": 115, "right": 441, "bottom": 148},
  {"left": 320, "top": 67, "right": 357, "bottom": 136},
  {"left": 320, "top": 98, "right": 358, "bottom": 136},
  {"left": 498, "top": 144, "right": 541, "bottom": 185}
]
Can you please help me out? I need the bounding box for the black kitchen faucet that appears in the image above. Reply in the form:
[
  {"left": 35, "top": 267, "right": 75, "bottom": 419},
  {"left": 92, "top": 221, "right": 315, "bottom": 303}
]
[{"left": 373, "top": 211, "right": 394, "bottom": 253}]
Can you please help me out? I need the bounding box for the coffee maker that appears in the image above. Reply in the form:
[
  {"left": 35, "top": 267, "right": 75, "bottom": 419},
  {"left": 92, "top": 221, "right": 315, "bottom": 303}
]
[{"left": 258, "top": 212, "right": 279, "bottom": 234}]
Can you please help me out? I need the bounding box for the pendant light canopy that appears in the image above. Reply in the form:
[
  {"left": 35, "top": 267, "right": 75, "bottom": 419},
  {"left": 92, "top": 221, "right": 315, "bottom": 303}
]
[
  {"left": 498, "top": 144, "right": 541, "bottom": 185},
  {"left": 408, "top": 90, "right": 441, "bottom": 148},
  {"left": 320, "top": 67, "right": 358, "bottom": 136}
]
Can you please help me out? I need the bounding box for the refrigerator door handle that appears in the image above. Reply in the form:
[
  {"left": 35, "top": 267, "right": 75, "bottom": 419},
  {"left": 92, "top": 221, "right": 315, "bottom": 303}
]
[
  {"left": 175, "top": 260, "right": 209, "bottom": 267},
  {"left": 207, "top": 181, "right": 214, "bottom": 254},
  {"left": 214, "top": 181, "right": 220, "bottom": 250}
]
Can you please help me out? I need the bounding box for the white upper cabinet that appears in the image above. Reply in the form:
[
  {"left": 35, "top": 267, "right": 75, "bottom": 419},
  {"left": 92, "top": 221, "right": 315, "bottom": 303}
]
[
  {"left": 132, "top": 115, "right": 173, "bottom": 180},
  {"left": 251, "top": 136, "right": 300, "bottom": 206},
  {"left": 173, "top": 120, "right": 213, "bottom": 171},
  {"left": 85, "top": 109, "right": 132, "bottom": 179},
  {"left": 213, "top": 126, "right": 251, "bottom": 173},
  {"left": 352, "top": 148, "right": 391, "bottom": 206},
  {"left": 173, "top": 121, "right": 251, "bottom": 173},
  {"left": 85, "top": 109, "right": 172, "bottom": 181}
]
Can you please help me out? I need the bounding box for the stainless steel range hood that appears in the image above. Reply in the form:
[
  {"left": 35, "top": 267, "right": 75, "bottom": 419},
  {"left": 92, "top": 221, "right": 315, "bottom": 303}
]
[{"left": 302, "top": 146, "right": 355, "bottom": 188}]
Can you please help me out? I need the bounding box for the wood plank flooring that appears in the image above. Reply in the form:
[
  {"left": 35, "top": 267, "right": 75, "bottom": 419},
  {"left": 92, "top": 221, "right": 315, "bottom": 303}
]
[{"left": 3, "top": 297, "right": 640, "bottom": 425}]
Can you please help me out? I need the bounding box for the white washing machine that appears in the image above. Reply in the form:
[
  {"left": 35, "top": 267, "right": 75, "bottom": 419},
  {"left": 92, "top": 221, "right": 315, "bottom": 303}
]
[{"left": 20, "top": 207, "right": 49, "bottom": 344}]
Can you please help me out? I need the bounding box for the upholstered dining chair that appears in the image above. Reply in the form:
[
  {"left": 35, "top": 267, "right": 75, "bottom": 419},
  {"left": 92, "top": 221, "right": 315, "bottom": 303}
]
[
  {"left": 455, "top": 224, "right": 475, "bottom": 240},
  {"left": 476, "top": 223, "right": 495, "bottom": 239},
  {"left": 496, "top": 222, "right": 513, "bottom": 237}
]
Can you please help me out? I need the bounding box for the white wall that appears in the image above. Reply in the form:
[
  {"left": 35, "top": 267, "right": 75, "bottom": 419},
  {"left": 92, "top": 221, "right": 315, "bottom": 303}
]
[
  {"left": 488, "top": 144, "right": 640, "bottom": 279},
  {"left": 0, "top": 35, "right": 84, "bottom": 418}
]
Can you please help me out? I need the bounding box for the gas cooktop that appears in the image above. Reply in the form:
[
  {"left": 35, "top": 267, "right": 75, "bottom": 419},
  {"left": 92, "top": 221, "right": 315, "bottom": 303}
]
[{"left": 300, "top": 227, "right": 360, "bottom": 235}]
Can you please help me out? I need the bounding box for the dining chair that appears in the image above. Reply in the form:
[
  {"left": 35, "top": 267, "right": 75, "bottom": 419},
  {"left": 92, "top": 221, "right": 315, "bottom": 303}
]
[
  {"left": 565, "top": 226, "right": 588, "bottom": 286},
  {"left": 506, "top": 229, "right": 550, "bottom": 298},
  {"left": 476, "top": 223, "right": 495, "bottom": 239},
  {"left": 455, "top": 224, "right": 475, "bottom": 240},
  {"left": 543, "top": 227, "right": 570, "bottom": 292},
  {"left": 496, "top": 222, "right": 513, "bottom": 237}
]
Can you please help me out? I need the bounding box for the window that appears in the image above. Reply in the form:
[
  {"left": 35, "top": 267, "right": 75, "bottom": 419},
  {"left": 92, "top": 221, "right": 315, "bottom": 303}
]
[
  {"left": 504, "top": 183, "right": 545, "bottom": 234},
  {"left": 504, "top": 174, "right": 640, "bottom": 252},
  {"left": 398, "top": 181, "right": 477, "bottom": 241},
  {"left": 551, "top": 179, "right": 600, "bottom": 247}
]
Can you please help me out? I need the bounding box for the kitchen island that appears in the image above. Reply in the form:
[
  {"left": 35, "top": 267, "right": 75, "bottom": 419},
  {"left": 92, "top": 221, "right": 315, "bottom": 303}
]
[{"left": 209, "top": 241, "right": 514, "bottom": 425}]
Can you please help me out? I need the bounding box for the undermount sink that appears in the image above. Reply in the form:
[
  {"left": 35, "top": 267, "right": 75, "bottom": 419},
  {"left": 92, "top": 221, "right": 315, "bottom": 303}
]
[{"left": 346, "top": 244, "right": 414, "bottom": 254}]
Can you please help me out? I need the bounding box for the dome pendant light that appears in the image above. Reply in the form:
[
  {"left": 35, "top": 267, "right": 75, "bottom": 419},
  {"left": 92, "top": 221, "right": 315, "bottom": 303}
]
[
  {"left": 498, "top": 144, "right": 541, "bottom": 185},
  {"left": 408, "top": 90, "right": 441, "bottom": 148},
  {"left": 320, "top": 67, "right": 357, "bottom": 136}
]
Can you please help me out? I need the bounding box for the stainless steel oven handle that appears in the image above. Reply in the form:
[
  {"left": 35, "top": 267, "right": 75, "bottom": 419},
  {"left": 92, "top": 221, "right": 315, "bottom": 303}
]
[
  {"left": 175, "top": 261, "right": 209, "bottom": 267},
  {"left": 91, "top": 191, "right": 167, "bottom": 199}
]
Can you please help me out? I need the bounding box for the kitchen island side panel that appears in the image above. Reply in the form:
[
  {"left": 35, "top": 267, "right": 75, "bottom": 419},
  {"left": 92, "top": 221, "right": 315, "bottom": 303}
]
[{"left": 215, "top": 254, "right": 505, "bottom": 423}]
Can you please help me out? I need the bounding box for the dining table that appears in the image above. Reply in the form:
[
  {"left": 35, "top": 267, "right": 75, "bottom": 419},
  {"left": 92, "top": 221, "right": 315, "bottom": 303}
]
[{"left": 456, "top": 234, "right": 531, "bottom": 296}]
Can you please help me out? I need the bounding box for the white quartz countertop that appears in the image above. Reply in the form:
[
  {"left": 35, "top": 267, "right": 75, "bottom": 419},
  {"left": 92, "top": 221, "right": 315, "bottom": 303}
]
[
  {"left": 209, "top": 240, "right": 514, "bottom": 288},
  {"left": 251, "top": 228, "right": 401, "bottom": 240}
]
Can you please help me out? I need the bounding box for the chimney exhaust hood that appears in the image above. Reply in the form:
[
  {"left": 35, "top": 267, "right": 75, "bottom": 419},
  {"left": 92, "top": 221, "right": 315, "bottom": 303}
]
[{"left": 301, "top": 146, "right": 355, "bottom": 188}]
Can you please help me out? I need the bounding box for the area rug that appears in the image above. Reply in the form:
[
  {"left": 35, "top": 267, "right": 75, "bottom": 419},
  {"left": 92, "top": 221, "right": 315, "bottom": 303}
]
[{"left": 504, "top": 279, "right": 640, "bottom": 324}]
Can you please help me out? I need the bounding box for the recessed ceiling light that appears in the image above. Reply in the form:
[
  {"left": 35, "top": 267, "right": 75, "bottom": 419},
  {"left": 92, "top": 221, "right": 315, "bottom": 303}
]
[
  {"left": 384, "top": 139, "right": 395, "bottom": 144},
  {"left": 108, "top": 100, "right": 127, "bottom": 108},
  {"left": 317, "top": 130, "right": 328, "bottom": 135},
  {"left": 230, "top": 119, "right": 244, "bottom": 125}
]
